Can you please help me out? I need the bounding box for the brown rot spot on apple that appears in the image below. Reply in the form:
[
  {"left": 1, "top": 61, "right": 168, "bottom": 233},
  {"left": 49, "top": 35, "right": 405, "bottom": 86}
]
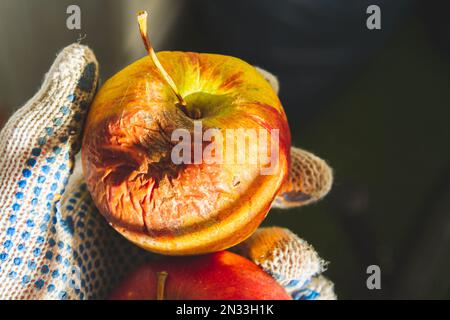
[{"left": 83, "top": 110, "right": 235, "bottom": 236}]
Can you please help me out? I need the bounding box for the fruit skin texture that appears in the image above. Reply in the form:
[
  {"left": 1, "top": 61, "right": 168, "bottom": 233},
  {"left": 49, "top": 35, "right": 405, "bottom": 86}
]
[
  {"left": 82, "top": 51, "right": 291, "bottom": 255},
  {"left": 109, "top": 251, "right": 292, "bottom": 300}
]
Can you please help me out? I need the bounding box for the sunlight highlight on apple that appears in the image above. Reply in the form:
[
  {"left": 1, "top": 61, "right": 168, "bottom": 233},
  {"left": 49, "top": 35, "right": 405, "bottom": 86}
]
[{"left": 170, "top": 121, "right": 280, "bottom": 175}]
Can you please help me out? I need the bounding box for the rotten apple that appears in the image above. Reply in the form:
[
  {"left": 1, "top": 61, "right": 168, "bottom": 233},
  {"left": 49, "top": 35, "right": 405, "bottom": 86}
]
[
  {"left": 81, "top": 11, "right": 291, "bottom": 255},
  {"left": 109, "top": 251, "right": 291, "bottom": 300}
]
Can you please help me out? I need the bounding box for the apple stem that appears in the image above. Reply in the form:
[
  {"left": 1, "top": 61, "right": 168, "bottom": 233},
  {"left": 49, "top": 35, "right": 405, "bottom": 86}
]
[
  {"left": 156, "top": 271, "right": 168, "bottom": 300},
  {"left": 137, "top": 10, "right": 187, "bottom": 107}
]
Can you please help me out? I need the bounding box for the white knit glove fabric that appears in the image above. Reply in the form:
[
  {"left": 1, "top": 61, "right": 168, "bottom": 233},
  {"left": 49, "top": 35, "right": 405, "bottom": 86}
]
[
  {"left": 0, "top": 43, "right": 335, "bottom": 300},
  {"left": 234, "top": 227, "right": 336, "bottom": 300},
  {"left": 0, "top": 44, "right": 149, "bottom": 300}
]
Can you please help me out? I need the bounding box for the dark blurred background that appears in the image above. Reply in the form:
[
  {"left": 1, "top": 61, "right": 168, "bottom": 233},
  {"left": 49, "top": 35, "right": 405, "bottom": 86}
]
[{"left": 1, "top": 0, "right": 449, "bottom": 299}]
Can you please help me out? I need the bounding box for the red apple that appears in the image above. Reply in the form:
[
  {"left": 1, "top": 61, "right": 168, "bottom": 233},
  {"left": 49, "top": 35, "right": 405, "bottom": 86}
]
[
  {"left": 81, "top": 12, "right": 291, "bottom": 255},
  {"left": 109, "top": 251, "right": 291, "bottom": 300}
]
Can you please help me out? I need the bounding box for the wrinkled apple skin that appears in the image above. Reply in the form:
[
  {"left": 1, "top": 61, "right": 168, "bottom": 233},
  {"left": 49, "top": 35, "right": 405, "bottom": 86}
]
[
  {"left": 109, "top": 251, "right": 292, "bottom": 300},
  {"left": 82, "top": 52, "right": 291, "bottom": 255}
]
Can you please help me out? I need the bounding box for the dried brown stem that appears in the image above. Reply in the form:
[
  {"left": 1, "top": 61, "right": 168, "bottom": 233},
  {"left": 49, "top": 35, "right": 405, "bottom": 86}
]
[{"left": 137, "top": 10, "right": 186, "bottom": 106}]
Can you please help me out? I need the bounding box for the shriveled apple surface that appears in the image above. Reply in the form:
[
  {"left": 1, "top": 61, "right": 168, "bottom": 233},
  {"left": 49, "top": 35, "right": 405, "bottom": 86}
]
[
  {"left": 109, "top": 251, "right": 292, "bottom": 300},
  {"left": 82, "top": 52, "right": 291, "bottom": 255}
]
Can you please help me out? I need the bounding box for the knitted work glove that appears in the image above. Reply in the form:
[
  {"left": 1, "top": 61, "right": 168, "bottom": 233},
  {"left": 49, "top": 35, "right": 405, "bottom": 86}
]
[
  {"left": 0, "top": 44, "right": 148, "bottom": 300},
  {"left": 234, "top": 227, "right": 336, "bottom": 300}
]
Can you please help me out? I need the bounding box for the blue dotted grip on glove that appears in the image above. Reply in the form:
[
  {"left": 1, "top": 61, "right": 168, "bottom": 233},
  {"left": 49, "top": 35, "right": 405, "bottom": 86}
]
[{"left": 0, "top": 44, "right": 149, "bottom": 300}]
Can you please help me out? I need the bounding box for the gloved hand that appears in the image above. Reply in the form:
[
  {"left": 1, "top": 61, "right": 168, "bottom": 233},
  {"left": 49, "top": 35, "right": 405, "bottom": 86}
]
[
  {"left": 0, "top": 44, "right": 150, "bottom": 300},
  {"left": 0, "top": 43, "right": 335, "bottom": 300}
]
